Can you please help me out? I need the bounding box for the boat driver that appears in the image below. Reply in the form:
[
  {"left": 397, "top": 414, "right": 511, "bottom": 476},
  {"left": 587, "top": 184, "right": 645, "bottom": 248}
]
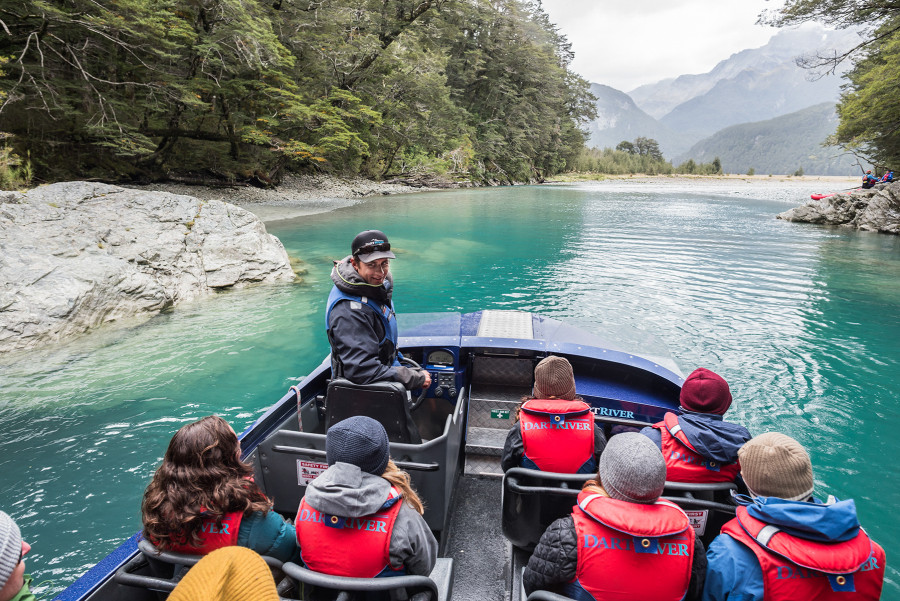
[{"left": 326, "top": 230, "right": 431, "bottom": 390}]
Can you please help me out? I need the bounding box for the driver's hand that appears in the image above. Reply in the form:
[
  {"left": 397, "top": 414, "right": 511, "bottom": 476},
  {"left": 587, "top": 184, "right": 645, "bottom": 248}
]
[{"left": 421, "top": 371, "right": 432, "bottom": 389}]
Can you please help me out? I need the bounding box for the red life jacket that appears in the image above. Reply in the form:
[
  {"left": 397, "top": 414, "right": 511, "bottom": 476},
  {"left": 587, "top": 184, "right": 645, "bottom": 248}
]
[
  {"left": 721, "top": 506, "right": 885, "bottom": 601},
  {"left": 652, "top": 412, "right": 741, "bottom": 483},
  {"left": 519, "top": 399, "right": 595, "bottom": 473},
  {"left": 566, "top": 490, "right": 693, "bottom": 601},
  {"left": 296, "top": 487, "right": 405, "bottom": 578},
  {"left": 167, "top": 510, "right": 243, "bottom": 555}
]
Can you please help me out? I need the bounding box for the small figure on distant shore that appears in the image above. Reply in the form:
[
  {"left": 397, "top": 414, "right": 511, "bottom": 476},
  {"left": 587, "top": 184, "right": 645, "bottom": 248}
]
[{"left": 862, "top": 170, "right": 879, "bottom": 189}]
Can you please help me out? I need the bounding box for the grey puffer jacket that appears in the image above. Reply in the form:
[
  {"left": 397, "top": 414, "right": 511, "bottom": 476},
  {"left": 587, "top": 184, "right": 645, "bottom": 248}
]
[
  {"left": 327, "top": 257, "right": 426, "bottom": 390},
  {"left": 524, "top": 514, "right": 707, "bottom": 600},
  {"left": 301, "top": 462, "right": 438, "bottom": 576}
]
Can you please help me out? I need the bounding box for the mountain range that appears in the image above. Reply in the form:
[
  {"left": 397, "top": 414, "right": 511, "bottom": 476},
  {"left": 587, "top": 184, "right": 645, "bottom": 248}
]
[{"left": 585, "top": 25, "right": 863, "bottom": 175}]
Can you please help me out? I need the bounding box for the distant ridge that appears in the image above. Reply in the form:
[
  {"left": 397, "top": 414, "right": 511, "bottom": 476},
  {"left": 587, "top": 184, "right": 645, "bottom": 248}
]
[
  {"left": 584, "top": 83, "right": 679, "bottom": 155},
  {"left": 673, "top": 103, "right": 859, "bottom": 176},
  {"left": 582, "top": 24, "right": 862, "bottom": 173}
]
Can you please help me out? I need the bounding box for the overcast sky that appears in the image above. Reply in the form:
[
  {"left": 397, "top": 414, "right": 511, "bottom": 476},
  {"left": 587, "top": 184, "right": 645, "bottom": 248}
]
[{"left": 539, "top": 0, "right": 788, "bottom": 92}]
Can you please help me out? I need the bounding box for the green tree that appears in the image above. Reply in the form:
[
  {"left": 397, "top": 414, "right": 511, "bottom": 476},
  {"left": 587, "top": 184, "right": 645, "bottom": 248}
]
[
  {"left": 634, "top": 137, "right": 664, "bottom": 161},
  {"left": 616, "top": 140, "right": 636, "bottom": 154}
]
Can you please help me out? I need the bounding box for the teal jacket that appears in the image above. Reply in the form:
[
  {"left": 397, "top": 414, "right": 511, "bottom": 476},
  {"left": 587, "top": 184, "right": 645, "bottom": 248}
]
[{"left": 237, "top": 510, "right": 301, "bottom": 564}]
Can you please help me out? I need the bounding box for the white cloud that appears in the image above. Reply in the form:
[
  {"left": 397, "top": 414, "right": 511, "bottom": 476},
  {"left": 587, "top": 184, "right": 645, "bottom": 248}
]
[{"left": 540, "top": 0, "right": 787, "bottom": 91}]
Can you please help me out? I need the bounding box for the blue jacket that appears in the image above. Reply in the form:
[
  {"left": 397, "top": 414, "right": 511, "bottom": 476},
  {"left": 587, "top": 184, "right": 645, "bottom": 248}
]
[
  {"left": 640, "top": 409, "right": 750, "bottom": 464},
  {"left": 325, "top": 257, "right": 426, "bottom": 390},
  {"left": 702, "top": 495, "right": 864, "bottom": 601},
  {"left": 237, "top": 510, "right": 302, "bottom": 563}
]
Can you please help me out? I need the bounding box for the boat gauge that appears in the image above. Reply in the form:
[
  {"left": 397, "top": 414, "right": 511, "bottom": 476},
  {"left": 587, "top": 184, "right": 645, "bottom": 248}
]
[{"left": 427, "top": 349, "right": 454, "bottom": 367}]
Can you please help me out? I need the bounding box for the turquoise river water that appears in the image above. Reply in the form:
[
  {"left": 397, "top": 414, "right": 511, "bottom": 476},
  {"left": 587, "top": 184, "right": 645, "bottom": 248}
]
[{"left": 0, "top": 181, "right": 898, "bottom": 598}]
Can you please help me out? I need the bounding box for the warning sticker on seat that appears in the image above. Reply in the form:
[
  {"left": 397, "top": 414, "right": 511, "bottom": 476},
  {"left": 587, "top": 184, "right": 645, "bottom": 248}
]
[
  {"left": 684, "top": 510, "right": 708, "bottom": 536},
  {"left": 297, "top": 460, "right": 328, "bottom": 485}
]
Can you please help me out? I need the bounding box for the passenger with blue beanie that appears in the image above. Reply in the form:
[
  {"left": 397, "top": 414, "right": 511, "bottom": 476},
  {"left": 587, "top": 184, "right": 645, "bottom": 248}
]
[{"left": 296, "top": 416, "right": 437, "bottom": 577}]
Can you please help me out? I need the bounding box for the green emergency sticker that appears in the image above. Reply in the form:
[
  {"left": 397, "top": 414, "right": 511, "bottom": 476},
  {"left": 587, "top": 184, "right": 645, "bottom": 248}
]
[{"left": 491, "top": 409, "right": 510, "bottom": 420}]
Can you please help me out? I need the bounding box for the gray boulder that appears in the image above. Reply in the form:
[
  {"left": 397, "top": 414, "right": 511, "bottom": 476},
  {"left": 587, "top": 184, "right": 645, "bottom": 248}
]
[
  {"left": 0, "top": 182, "right": 296, "bottom": 353},
  {"left": 777, "top": 181, "right": 900, "bottom": 234}
]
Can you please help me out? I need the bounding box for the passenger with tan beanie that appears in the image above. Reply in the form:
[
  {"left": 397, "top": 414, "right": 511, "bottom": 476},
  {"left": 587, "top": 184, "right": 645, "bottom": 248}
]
[
  {"left": 501, "top": 355, "right": 607, "bottom": 473},
  {"left": 703, "top": 432, "right": 885, "bottom": 601}
]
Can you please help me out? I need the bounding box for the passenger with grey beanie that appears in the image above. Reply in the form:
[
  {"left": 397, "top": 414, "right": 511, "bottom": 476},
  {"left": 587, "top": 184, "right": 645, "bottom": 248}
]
[
  {"left": 0, "top": 511, "right": 34, "bottom": 601},
  {"left": 524, "top": 433, "right": 707, "bottom": 600},
  {"left": 296, "top": 416, "right": 437, "bottom": 576}
]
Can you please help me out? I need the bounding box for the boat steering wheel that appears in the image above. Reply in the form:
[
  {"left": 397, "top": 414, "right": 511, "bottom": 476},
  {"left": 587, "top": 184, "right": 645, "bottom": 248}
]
[{"left": 399, "top": 356, "right": 429, "bottom": 411}]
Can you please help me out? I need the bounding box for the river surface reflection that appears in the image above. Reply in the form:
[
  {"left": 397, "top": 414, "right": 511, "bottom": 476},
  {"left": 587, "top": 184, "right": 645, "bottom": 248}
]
[{"left": 1, "top": 181, "right": 898, "bottom": 597}]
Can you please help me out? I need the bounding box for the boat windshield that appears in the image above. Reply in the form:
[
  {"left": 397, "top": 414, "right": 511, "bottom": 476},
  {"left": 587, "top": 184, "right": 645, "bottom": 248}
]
[{"left": 398, "top": 312, "right": 682, "bottom": 377}]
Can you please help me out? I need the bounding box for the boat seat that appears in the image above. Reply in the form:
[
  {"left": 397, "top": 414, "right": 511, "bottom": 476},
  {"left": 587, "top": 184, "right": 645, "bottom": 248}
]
[
  {"left": 325, "top": 378, "right": 421, "bottom": 444},
  {"left": 113, "top": 538, "right": 293, "bottom": 597},
  {"left": 662, "top": 481, "right": 738, "bottom": 547},
  {"left": 280, "top": 558, "right": 453, "bottom": 601},
  {"left": 257, "top": 392, "right": 466, "bottom": 532},
  {"left": 501, "top": 468, "right": 590, "bottom": 551}
]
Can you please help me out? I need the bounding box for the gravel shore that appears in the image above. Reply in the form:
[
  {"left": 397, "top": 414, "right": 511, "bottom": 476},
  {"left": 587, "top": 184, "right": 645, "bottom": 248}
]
[{"left": 131, "top": 174, "right": 434, "bottom": 223}]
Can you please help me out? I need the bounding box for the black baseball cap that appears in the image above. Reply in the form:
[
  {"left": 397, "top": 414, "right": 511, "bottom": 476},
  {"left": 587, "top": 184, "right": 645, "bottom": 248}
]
[{"left": 351, "top": 230, "right": 396, "bottom": 262}]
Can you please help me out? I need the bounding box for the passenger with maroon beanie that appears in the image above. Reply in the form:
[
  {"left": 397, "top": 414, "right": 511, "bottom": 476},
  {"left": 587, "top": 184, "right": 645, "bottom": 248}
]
[
  {"left": 641, "top": 368, "right": 751, "bottom": 484},
  {"left": 501, "top": 356, "right": 607, "bottom": 473}
]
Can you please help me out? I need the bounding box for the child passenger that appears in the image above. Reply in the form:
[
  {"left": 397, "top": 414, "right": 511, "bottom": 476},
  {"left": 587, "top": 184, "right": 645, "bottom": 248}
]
[
  {"left": 141, "top": 415, "right": 299, "bottom": 562},
  {"left": 500, "top": 356, "right": 607, "bottom": 473},
  {"left": 295, "top": 416, "right": 437, "bottom": 577}
]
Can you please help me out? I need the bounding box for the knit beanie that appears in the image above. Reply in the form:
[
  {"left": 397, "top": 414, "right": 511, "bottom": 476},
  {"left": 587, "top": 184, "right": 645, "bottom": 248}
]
[
  {"left": 738, "top": 432, "right": 815, "bottom": 501},
  {"left": 533, "top": 356, "right": 577, "bottom": 400},
  {"left": 167, "top": 546, "right": 279, "bottom": 601},
  {"left": 0, "top": 511, "right": 22, "bottom": 589},
  {"left": 679, "top": 367, "right": 733, "bottom": 415},
  {"left": 598, "top": 433, "right": 667, "bottom": 504},
  {"left": 326, "top": 416, "right": 391, "bottom": 476}
]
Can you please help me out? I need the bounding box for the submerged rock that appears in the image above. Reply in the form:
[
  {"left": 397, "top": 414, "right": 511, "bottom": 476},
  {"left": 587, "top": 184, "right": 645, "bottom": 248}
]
[
  {"left": 0, "top": 182, "right": 296, "bottom": 353},
  {"left": 777, "top": 181, "right": 900, "bottom": 234}
]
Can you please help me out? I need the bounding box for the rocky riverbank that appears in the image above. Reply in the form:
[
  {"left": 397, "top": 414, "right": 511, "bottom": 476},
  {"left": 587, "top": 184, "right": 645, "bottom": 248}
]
[
  {"left": 776, "top": 180, "right": 900, "bottom": 234},
  {"left": 0, "top": 182, "right": 295, "bottom": 354}
]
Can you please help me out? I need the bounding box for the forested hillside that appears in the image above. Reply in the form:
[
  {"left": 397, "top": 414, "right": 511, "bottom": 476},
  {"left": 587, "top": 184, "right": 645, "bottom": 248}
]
[
  {"left": 0, "top": 0, "right": 595, "bottom": 186},
  {"left": 674, "top": 103, "right": 856, "bottom": 176}
]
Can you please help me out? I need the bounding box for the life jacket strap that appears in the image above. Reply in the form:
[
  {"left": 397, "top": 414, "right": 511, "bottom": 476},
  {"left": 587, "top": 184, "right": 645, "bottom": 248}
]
[{"left": 755, "top": 524, "right": 781, "bottom": 547}]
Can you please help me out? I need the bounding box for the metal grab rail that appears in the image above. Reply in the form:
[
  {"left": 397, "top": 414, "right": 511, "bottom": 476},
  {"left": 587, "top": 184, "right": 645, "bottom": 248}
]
[
  {"left": 270, "top": 445, "right": 440, "bottom": 472},
  {"left": 526, "top": 591, "right": 577, "bottom": 601},
  {"left": 281, "top": 562, "right": 438, "bottom": 601}
]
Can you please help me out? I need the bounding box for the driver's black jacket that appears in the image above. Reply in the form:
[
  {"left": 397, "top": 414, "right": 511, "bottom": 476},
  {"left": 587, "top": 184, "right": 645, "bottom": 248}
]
[{"left": 327, "top": 257, "right": 426, "bottom": 390}]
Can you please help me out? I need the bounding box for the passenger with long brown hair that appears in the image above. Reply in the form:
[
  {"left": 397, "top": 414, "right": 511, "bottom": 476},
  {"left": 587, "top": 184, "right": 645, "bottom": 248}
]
[
  {"left": 295, "top": 416, "right": 437, "bottom": 577},
  {"left": 141, "top": 415, "right": 299, "bottom": 562}
]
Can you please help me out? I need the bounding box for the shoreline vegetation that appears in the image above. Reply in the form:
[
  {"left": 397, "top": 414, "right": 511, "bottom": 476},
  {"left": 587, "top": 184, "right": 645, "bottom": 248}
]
[{"left": 138, "top": 173, "right": 864, "bottom": 223}]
